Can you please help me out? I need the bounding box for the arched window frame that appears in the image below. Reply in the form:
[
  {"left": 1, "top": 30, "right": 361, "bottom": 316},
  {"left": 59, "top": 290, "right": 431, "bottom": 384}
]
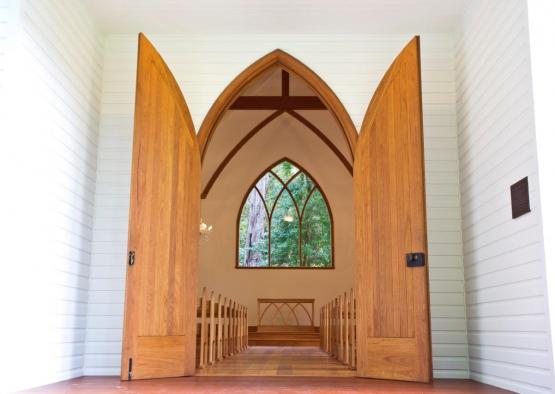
[{"left": 236, "top": 158, "right": 334, "bottom": 269}]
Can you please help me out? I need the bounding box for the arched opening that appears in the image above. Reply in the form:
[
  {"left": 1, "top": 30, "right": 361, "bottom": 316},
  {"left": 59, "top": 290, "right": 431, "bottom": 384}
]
[
  {"left": 237, "top": 158, "right": 334, "bottom": 269},
  {"left": 198, "top": 49, "right": 358, "bottom": 163},
  {"left": 121, "top": 36, "right": 430, "bottom": 382},
  {"left": 197, "top": 50, "right": 356, "bottom": 375}
]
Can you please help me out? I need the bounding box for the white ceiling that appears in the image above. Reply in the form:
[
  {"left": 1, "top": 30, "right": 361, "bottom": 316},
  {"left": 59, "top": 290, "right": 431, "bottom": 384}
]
[{"left": 84, "top": 0, "right": 470, "bottom": 34}]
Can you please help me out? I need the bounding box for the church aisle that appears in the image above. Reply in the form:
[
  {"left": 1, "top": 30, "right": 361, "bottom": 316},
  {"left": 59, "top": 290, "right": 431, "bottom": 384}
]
[{"left": 196, "top": 346, "right": 355, "bottom": 377}]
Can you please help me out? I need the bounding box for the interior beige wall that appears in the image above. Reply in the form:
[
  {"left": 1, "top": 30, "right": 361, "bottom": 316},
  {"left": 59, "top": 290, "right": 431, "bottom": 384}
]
[{"left": 199, "top": 113, "right": 354, "bottom": 326}]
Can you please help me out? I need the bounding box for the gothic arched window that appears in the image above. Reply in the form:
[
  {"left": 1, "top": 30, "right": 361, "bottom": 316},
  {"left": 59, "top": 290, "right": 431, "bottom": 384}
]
[{"left": 237, "top": 159, "right": 333, "bottom": 268}]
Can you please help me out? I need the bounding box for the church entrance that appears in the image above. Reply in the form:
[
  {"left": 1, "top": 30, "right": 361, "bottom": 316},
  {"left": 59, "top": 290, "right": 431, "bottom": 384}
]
[{"left": 119, "top": 34, "right": 431, "bottom": 382}]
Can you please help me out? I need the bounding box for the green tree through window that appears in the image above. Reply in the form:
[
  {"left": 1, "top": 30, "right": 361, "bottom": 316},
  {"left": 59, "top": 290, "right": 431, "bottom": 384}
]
[{"left": 238, "top": 160, "right": 332, "bottom": 268}]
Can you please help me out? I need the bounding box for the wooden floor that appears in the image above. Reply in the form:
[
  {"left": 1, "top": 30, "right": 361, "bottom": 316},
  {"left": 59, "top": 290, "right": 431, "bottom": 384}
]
[
  {"left": 25, "top": 376, "right": 513, "bottom": 393},
  {"left": 196, "top": 346, "right": 355, "bottom": 376},
  {"left": 25, "top": 346, "right": 513, "bottom": 393}
]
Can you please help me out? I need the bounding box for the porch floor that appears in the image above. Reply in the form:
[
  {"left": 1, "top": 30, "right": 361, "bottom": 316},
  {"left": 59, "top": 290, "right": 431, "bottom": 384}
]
[
  {"left": 24, "top": 376, "right": 513, "bottom": 393},
  {"left": 25, "top": 346, "right": 512, "bottom": 393}
]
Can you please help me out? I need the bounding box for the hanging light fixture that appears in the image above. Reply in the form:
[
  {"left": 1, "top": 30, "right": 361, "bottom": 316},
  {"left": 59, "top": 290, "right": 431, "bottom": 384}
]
[
  {"left": 199, "top": 218, "right": 213, "bottom": 241},
  {"left": 283, "top": 208, "right": 294, "bottom": 222}
]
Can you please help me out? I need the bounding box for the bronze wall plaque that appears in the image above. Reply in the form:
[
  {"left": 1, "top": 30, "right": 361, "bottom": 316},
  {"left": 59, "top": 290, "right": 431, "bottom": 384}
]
[{"left": 511, "top": 177, "right": 531, "bottom": 219}]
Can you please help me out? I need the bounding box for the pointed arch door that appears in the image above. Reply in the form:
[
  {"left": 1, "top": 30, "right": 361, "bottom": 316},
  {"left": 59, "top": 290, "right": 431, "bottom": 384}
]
[
  {"left": 354, "top": 37, "right": 432, "bottom": 382},
  {"left": 120, "top": 34, "right": 200, "bottom": 380}
]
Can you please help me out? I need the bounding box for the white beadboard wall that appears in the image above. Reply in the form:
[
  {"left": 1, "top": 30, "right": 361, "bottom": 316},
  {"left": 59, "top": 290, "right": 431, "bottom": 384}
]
[
  {"left": 455, "top": 1, "right": 554, "bottom": 393},
  {"left": 0, "top": 0, "right": 8, "bottom": 89},
  {"left": 2, "top": 0, "right": 103, "bottom": 391},
  {"left": 85, "top": 34, "right": 468, "bottom": 378},
  {"left": 0, "top": 0, "right": 16, "bottom": 93}
]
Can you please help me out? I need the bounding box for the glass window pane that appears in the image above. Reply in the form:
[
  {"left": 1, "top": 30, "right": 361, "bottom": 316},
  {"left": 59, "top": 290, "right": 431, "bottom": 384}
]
[
  {"left": 287, "top": 172, "right": 314, "bottom": 209},
  {"left": 257, "top": 172, "right": 282, "bottom": 214},
  {"left": 238, "top": 159, "right": 333, "bottom": 269},
  {"left": 301, "top": 189, "right": 332, "bottom": 267},
  {"left": 238, "top": 189, "right": 269, "bottom": 267},
  {"left": 272, "top": 160, "right": 299, "bottom": 183},
  {"left": 270, "top": 190, "right": 299, "bottom": 267}
]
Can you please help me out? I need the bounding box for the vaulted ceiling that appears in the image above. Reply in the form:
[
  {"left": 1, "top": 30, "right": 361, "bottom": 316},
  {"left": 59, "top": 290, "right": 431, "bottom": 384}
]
[
  {"left": 83, "top": 0, "right": 469, "bottom": 34},
  {"left": 201, "top": 65, "right": 353, "bottom": 199}
]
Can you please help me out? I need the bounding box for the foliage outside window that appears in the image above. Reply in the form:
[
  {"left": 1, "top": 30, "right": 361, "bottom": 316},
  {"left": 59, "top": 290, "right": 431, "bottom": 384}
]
[{"left": 238, "top": 160, "right": 332, "bottom": 268}]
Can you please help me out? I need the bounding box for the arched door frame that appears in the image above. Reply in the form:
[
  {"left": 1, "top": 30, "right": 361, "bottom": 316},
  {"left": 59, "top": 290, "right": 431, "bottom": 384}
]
[{"left": 197, "top": 49, "right": 359, "bottom": 162}]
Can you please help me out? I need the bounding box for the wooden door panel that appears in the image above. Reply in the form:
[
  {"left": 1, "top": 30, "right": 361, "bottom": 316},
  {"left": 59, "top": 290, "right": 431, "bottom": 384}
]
[
  {"left": 135, "top": 336, "right": 187, "bottom": 379},
  {"left": 120, "top": 33, "right": 200, "bottom": 380},
  {"left": 354, "top": 37, "right": 431, "bottom": 382}
]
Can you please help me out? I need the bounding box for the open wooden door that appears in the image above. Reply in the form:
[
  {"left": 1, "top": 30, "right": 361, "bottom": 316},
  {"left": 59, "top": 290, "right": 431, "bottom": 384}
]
[
  {"left": 120, "top": 33, "right": 200, "bottom": 380},
  {"left": 354, "top": 37, "right": 432, "bottom": 382}
]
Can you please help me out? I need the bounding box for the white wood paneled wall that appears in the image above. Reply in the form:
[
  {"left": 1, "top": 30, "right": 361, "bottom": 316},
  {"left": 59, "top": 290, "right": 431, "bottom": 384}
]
[
  {"left": 0, "top": 0, "right": 8, "bottom": 88},
  {"left": 85, "top": 33, "right": 468, "bottom": 378},
  {"left": 0, "top": 0, "right": 15, "bottom": 92},
  {"left": 1, "top": 1, "right": 103, "bottom": 391},
  {"left": 455, "top": 1, "right": 553, "bottom": 393}
]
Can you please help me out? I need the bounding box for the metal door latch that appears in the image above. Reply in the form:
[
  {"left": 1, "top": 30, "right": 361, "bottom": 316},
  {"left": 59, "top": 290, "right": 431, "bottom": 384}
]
[{"left": 406, "top": 252, "right": 425, "bottom": 267}]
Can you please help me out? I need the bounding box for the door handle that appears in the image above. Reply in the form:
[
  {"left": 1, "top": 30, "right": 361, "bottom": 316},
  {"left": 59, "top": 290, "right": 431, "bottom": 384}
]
[{"left": 406, "top": 252, "right": 425, "bottom": 267}]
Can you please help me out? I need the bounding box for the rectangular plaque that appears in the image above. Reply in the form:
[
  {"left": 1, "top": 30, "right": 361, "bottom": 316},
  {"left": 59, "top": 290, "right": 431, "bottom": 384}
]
[{"left": 511, "top": 177, "right": 531, "bottom": 219}]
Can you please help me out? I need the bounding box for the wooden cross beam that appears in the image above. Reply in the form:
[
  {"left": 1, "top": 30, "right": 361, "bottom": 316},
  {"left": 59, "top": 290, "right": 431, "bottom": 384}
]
[
  {"left": 282, "top": 69, "right": 289, "bottom": 97},
  {"left": 229, "top": 70, "right": 327, "bottom": 110}
]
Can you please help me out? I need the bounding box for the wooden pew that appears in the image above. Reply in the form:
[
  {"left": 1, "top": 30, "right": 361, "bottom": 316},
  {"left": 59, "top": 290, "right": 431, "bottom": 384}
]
[
  {"left": 197, "top": 287, "right": 248, "bottom": 369},
  {"left": 320, "top": 289, "right": 356, "bottom": 370}
]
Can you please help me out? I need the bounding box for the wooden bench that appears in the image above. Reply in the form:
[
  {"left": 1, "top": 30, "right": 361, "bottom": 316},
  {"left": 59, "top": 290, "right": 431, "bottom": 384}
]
[
  {"left": 196, "top": 287, "right": 248, "bottom": 368},
  {"left": 250, "top": 298, "right": 319, "bottom": 346},
  {"left": 320, "top": 289, "right": 356, "bottom": 369}
]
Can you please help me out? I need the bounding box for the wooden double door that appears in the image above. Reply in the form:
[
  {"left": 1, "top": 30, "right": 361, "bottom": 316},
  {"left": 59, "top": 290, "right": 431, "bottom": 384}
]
[{"left": 121, "top": 34, "right": 431, "bottom": 382}]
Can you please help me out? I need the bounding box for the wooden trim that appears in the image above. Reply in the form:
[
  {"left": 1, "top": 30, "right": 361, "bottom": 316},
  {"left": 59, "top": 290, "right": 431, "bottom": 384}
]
[
  {"left": 201, "top": 110, "right": 284, "bottom": 198},
  {"left": 416, "top": 36, "right": 434, "bottom": 382},
  {"left": 235, "top": 157, "right": 334, "bottom": 269},
  {"left": 197, "top": 49, "right": 358, "bottom": 162},
  {"left": 229, "top": 96, "right": 326, "bottom": 110},
  {"left": 257, "top": 298, "right": 315, "bottom": 303},
  {"left": 282, "top": 70, "right": 289, "bottom": 97},
  {"left": 257, "top": 299, "right": 316, "bottom": 327},
  {"left": 201, "top": 111, "right": 352, "bottom": 199},
  {"left": 287, "top": 110, "right": 353, "bottom": 175}
]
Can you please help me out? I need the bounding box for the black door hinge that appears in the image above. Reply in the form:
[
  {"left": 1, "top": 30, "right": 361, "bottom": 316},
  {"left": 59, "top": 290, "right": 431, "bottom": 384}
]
[
  {"left": 406, "top": 252, "right": 425, "bottom": 267},
  {"left": 128, "top": 250, "right": 135, "bottom": 266},
  {"left": 128, "top": 357, "right": 133, "bottom": 380}
]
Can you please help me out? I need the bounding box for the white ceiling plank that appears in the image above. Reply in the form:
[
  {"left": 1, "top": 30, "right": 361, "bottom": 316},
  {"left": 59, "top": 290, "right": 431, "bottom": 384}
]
[{"left": 82, "top": 0, "right": 469, "bottom": 34}]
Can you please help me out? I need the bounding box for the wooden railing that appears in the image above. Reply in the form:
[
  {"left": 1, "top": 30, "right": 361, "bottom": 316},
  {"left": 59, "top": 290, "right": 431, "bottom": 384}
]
[
  {"left": 320, "top": 289, "right": 356, "bottom": 369},
  {"left": 257, "top": 298, "right": 315, "bottom": 328},
  {"left": 197, "top": 287, "right": 248, "bottom": 368}
]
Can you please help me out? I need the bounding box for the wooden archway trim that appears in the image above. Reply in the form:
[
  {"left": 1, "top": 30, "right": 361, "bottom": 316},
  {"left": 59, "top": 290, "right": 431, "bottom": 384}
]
[
  {"left": 201, "top": 110, "right": 284, "bottom": 198},
  {"left": 197, "top": 49, "right": 358, "bottom": 162},
  {"left": 201, "top": 111, "right": 353, "bottom": 199},
  {"left": 286, "top": 110, "right": 353, "bottom": 175}
]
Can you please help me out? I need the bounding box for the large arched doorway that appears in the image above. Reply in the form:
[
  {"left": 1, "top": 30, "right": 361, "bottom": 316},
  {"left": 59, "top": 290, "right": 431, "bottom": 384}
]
[
  {"left": 120, "top": 34, "right": 431, "bottom": 383},
  {"left": 197, "top": 52, "right": 357, "bottom": 376},
  {"left": 197, "top": 49, "right": 358, "bottom": 164}
]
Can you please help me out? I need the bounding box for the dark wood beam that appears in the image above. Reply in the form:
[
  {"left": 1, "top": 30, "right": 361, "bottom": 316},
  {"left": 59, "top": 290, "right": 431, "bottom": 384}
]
[
  {"left": 229, "top": 96, "right": 327, "bottom": 110},
  {"left": 286, "top": 110, "right": 353, "bottom": 176},
  {"left": 282, "top": 70, "right": 289, "bottom": 97},
  {"left": 201, "top": 110, "right": 353, "bottom": 199},
  {"left": 201, "top": 111, "right": 285, "bottom": 199}
]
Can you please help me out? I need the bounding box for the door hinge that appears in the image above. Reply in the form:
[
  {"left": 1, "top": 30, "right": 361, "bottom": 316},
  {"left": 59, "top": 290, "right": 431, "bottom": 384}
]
[
  {"left": 128, "top": 250, "right": 135, "bottom": 266},
  {"left": 128, "top": 357, "right": 133, "bottom": 380},
  {"left": 406, "top": 252, "right": 425, "bottom": 267}
]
